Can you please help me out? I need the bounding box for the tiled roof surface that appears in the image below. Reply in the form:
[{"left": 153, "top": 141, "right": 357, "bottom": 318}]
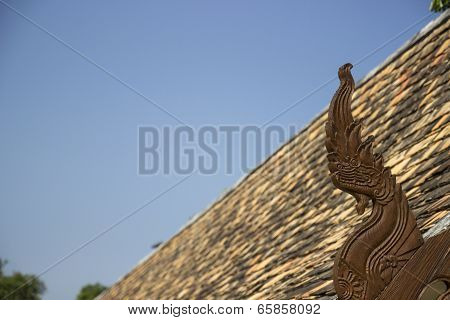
[{"left": 100, "top": 13, "right": 450, "bottom": 300}]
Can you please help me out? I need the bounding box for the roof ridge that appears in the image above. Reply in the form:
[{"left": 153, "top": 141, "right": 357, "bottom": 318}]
[{"left": 357, "top": 10, "right": 448, "bottom": 87}]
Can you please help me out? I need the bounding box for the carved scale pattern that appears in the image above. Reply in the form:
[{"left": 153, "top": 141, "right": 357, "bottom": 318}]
[{"left": 325, "top": 64, "right": 424, "bottom": 299}]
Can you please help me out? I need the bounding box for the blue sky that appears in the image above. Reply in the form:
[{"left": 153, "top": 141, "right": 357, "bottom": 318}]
[{"left": 0, "top": 1, "right": 438, "bottom": 299}]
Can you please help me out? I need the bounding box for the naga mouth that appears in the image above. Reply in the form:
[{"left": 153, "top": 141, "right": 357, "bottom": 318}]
[
  {"left": 330, "top": 174, "right": 371, "bottom": 214},
  {"left": 354, "top": 194, "right": 370, "bottom": 215}
]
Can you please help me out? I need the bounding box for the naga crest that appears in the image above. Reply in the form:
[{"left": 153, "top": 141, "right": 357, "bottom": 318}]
[
  {"left": 325, "top": 64, "right": 424, "bottom": 299},
  {"left": 325, "top": 64, "right": 395, "bottom": 215}
]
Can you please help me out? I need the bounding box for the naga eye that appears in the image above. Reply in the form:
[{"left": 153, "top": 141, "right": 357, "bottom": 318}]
[{"left": 350, "top": 158, "right": 360, "bottom": 167}]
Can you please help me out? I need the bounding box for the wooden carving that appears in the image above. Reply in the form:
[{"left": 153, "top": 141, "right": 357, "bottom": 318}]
[{"left": 325, "top": 64, "right": 449, "bottom": 300}]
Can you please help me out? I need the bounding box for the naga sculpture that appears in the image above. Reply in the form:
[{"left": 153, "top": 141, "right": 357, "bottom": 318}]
[{"left": 325, "top": 64, "right": 428, "bottom": 299}]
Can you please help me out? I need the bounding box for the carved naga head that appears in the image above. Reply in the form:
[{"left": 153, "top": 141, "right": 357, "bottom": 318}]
[{"left": 325, "top": 64, "right": 393, "bottom": 214}]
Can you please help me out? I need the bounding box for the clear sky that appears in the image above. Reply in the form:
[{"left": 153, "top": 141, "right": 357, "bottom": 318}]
[{"left": 0, "top": 0, "right": 439, "bottom": 299}]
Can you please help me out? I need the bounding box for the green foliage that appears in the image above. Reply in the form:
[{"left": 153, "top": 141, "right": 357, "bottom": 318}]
[
  {"left": 76, "top": 283, "right": 108, "bottom": 300},
  {"left": 0, "top": 259, "right": 46, "bottom": 300},
  {"left": 430, "top": 0, "right": 450, "bottom": 12},
  {"left": 0, "top": 259, "right": 5, "bottom": 277}
]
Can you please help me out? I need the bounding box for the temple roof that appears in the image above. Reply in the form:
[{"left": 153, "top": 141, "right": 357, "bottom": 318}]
[{"left": 100, "top": 12, "right": 450, "bottom": 300}]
